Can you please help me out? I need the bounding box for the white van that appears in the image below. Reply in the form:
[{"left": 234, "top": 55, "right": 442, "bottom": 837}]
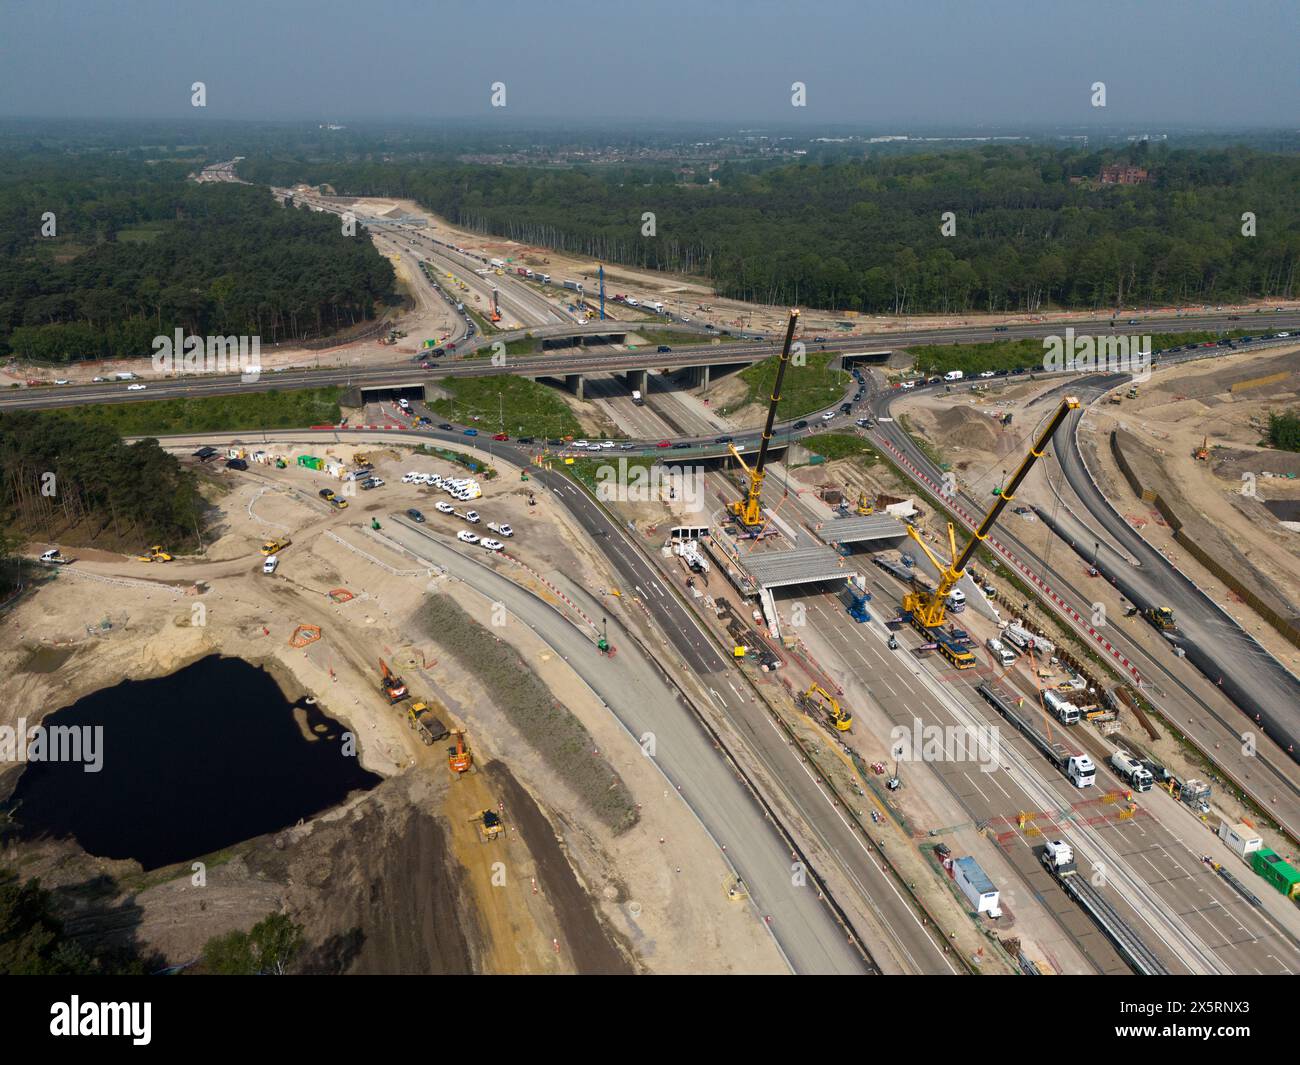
[
  {"left": 263, "top": 555, "right": 279, "bottom": 574},
  {"left": 943, "top": 370, "right": 964, "bottom": 381}
]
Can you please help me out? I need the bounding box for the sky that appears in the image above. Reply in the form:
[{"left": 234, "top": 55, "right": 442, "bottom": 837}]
[{"left": 1, "top": 0, "right": 1296, "bottom": 127}]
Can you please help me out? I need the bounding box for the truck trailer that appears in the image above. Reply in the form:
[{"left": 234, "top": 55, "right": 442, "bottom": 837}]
[
  {"left": 976, "top": 681, "right": 1095, "bottom": 787},
  {"left": 1109, "top": 749, "right": 1154, "bottom": 792}
]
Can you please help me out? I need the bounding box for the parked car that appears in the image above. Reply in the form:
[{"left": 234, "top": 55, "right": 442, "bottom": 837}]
[
  {"left": 225, "top": 458, "right": 248, "bottom": 470},
  {"left": 457, "top": 530, "right": 480, "bottom": 544},
  {"left": 487, "top": 521, "right": 513, "bottom": 537},
  {"left": 435, "top": 501, "right": 454, "bottom": 514},
  {"left": 480, "top": 538, "right": 504, "bottom": 552},
  {"left": 406, "top": 508, "right": 426, "bottom": 523},
  {"left": 464, "top": 511, "right": 481, "bottom": 523},
  {"left": 262, "top": 555, "right": 279, "bottom": 574}
]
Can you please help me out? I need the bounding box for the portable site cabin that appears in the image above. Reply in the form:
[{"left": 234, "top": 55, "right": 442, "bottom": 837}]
[
  {"left": 1249, "top": 848, "right": 1300, "bottom": 899},
  {"left": 953, "top": 856, "right": 1002, "bottom": 918},
  {"left": 1217, "top": 820, "right": 1263, "bottom": 861},
  {"left": 297, "top": 455, "right": 324, "bottom": 470}
]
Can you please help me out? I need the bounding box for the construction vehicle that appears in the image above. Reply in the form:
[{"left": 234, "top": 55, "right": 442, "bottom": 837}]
[
  {"left": 406, "top": 702, "right": 449, "bottom": 745},
  {"left": 448, "top": 729, "right": 474, "bottom": 775},
  {"left": 470, "top": 809, "right": 504, "bottom": 843},
  {"left": 1142, "top": 606, "right": 1178, "bottom": 634},
  {"left": 1194, "top": 436, "right": 1210, "bottom": 461},
  {"left": 378, "top": 659, "right": 409, "bottom": 704},
  {"left": 1127, "top": 385, "right": 1139, "bottom": 400},
  {"left": 900, "top": 396, "right": 1079, "bottom": 668},
  {"left": 260, "top": 537, "right": 291, "bottom": 556},
  {"left": 726, "top": 310, "right": 801, "bottom": 530},
  {"left": 136, "top": 545, "right": 173, "bottom": 563},
  {"left": 797, "top": 683, "right": 852, "bottom": 732},
  {"left": 855, "top": 492, "right": 874, "bottom": 515},
  {"left": 1110, "top": 750, "right": 1154, "bottom": 792}
]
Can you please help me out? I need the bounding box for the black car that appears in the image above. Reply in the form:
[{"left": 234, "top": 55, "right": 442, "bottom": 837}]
[
  {"left": 1010, "top": 367, "right": 1026, "bottom": 375},
  {"left": 813, "top": 335, "right": 827, "bottom": 342},
  {"left": 672, "top": 441, "right": 691, "bottom": 449},
  {"left": 517, "top": 436, "right": 535, "bottom": 445},
  {"left": 993, "top": 368, "right": 1009, "bottom": 376},
  {"left": 793, "top": 420, "right": 808, "bottom": 430},
  {"left": 715, "top": 435, "right": 734, "bottom": 444},
  {"left": 438, "top": 422, "right": 453, "bottom": 430},
  {"left": 994, "top": 325, "right": 1009, "bottom": 332},
  {"left": 406, "top": 508, "right": 425, "bottom": 523},
  {"left": 225, "top": 458, "right": 248, "bottom": 471},
  {"left": 839, "top": 402, "right": 852, "bottom": 413},
  {"left": 657, "top": 345, "right": 672, "bottom": 353},
  {"left": 193, "top": 446, "right": 218, "bottom": 461}
]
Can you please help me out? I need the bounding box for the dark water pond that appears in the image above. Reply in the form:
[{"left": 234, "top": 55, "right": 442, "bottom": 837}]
[{"left": 9, "top": 655, "right": 380, "bottom": 870}]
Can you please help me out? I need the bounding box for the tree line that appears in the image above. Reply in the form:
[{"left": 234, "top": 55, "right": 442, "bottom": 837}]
[
  {"left": 240, "top": 144, "right": 1298, "bottom": 315},
  {"left": 0, "top": 155, "right": 395, "bottom": 363},
  {"left": 0, "top": 411, "right": 202, "bottom": 549}
]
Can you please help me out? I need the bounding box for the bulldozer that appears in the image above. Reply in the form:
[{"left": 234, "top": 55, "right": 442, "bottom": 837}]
[
  {"left": 260, "top": 537, "right": 291, "bottom": 556},
  {"left": 448, "top": 729, "right": 474, "bottom": 776},
  {"left": 797, "top": 684, "right": 853, "bottom": 732},
  {"left": 135, "top": 545, "right": 173, "bottom": 563},
  {"left": 378, "top": 658, "right": 409, "bottom": 704},
  {"left": 469, "top": 808, "right": 504, "bottom": 843}
]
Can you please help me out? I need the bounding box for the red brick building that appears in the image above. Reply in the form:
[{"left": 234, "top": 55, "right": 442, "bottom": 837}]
[{"left": 1099, "top": 164, "right": 1151, "bottom": 185}]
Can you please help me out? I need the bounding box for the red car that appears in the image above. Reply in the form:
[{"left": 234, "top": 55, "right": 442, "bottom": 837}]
[
  {"left": 657, "top": 440, "right": 671, "bottom": 448},
  {"left": 493, "top": 432, "right": 509, "bottom": 441}
]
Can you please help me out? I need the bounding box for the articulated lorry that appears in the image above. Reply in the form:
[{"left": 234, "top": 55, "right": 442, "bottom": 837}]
[
  {"left": 976, "top": 680, "right": 1095, "bottom": 787},
  {"left": 1002, "top": 621, "right": 1055, "bottom": 657}
]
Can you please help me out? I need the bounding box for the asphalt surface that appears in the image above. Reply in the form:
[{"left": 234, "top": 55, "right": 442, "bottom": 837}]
[{"left": 379, "top": 515, "right": 867, "bottom": 975}]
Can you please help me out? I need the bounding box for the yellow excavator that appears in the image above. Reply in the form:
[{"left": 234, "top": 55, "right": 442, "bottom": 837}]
[
  {"left": 855, "top": 492, "right": 874, "bottom": 515},
  {"left": 797, "top": 683, "right": 853, "bottom": 732},
  {"left": 900, "top": 396, "right": 1080, "bottom": 668},
  {"left": 727, "top": 309, "right": 801, "bottom": 530}
]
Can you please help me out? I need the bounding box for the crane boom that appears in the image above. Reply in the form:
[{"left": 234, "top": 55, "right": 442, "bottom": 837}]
[
  {"left": 729, "top": 309, "right": 800, "bottom": 528},
  {"left": 903, "top": 395, "right": 1080, "bottom": 629}
]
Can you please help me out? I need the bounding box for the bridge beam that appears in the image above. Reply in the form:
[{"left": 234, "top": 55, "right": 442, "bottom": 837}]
[{"left": 565, "top": 373, "right": 585, "bottom": 400}]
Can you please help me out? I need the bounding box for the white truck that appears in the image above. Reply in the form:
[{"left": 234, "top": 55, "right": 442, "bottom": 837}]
[
  {"left": 1110, "top": 750, "right": 1154, "bottom": 792},
  {"left": 985, "top": 637, "right": 1016, "bottom": 666},
  {"left": 38, "top": 548, "right": 73, "bottom": 565},
  {"left": 1043, "top": 689, "right": 1081, "bottom": 725},
  {"left": 1003, "top": 621, "right": 1055, "bottom": 657},
  {"left": 945, "top": 588, "right": 967, "bottom": 613},
  {"left": 631, "top": 389, "right": 644, "bottom": 406},
  {"left": 977, "top": 681, "right": 1095, "bottom": 787},
  {"left": 944, "top": 369, "right": 964, "bottom": 381}
]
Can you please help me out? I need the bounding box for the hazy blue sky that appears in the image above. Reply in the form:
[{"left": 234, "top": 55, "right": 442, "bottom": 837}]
[{"left": 1, "top": 0, "right": 1296, "bottom": 126}]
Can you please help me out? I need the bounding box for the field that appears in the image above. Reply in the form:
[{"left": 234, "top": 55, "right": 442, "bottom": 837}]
[
  {"left": 427, "top": 375, "right": 582, "bottom": 438},
  {"left": 802, "top": 432, "right": 878, "bottom": 463},
  {"left": 726, "top": 350, "right": 848, "bottom": 420},
  {"left": 33, "top": 388, "right": 343, "bottom": 436}
]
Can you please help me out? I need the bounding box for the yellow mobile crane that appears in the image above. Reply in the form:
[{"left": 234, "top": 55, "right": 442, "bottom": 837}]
[
  {"left": 900, "top": 396, "right": 1080, "bottom": 667},
  {"left": 727, "top": 309, "right": 801, "bottom": 530}
]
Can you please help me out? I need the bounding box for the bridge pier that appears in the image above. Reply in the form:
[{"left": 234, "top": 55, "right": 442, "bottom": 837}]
[
  {"left": 695, "top": 364, "right": 711, "bottom": 391},
  {"left": 625, "top": 368, "right": 648, "bottom": 395},
  {"left": 565, "top": 373, "right": 585, "bottom": 400}
]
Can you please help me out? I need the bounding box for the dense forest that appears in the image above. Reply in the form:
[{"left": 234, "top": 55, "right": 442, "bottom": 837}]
[
  {"left": 0, "top": 411, "right": 202, "bottom": 548},
  {"left": 0, "top": 155, "right": 394, "bottom": 362},
  {"left": 1268, "top": 410, "right": 1300, "bottom": 452},
  {"left": 241, "top": 145, "right": 1298, "bottom": 315}
]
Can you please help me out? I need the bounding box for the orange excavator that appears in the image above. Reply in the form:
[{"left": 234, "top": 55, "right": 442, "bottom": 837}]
[
  {"left": 448, "top": 729, "right": 474, "bottom": 776},
  {"left": 378, "top": 658, "right": 409, "bottom": 704}
]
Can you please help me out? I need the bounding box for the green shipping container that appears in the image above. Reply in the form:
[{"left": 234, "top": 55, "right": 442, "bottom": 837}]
[
  {"left": 1249, "top": 848, "right": 1300, "bottom": 899},
  {"left": 297, "top": 455, "right": 323, "bottom": 470}
]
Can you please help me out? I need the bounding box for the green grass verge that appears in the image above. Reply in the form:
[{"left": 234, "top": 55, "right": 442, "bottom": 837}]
[
  {"left": 907, "top": 328, "right": 1258, "bottom": 376},
  {"left": 629, "top": 329, "right": 725, "bottom": 348},
  {"left": 35, "top": 387, "right": 342, "bottom": 436},
  {"left": 725, "top": 350, "right": 848, "bottom": 420},
  {"left": 802, "top": 432, "right": 879, "bottom": 463},
  {"left": 427, "top": 374, "right": 583, "bottom": 438},
  {"left": 417, "top": 594, "right": 639, "bottom": 834}
]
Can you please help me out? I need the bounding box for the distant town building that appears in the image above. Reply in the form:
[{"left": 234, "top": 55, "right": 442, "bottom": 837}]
[{"left": 1099, "top": 164, "right": 1151, "bottom": 186}]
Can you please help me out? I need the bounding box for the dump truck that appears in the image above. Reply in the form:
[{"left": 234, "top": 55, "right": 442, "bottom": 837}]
[{"left": 406, "top": 703, "right": 449, "bottom": 745}]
